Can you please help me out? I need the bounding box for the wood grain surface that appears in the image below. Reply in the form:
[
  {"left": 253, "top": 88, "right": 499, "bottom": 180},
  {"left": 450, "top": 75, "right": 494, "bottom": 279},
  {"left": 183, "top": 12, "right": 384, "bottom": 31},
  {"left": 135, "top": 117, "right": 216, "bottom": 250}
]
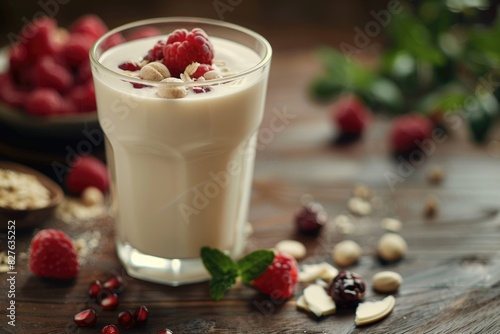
[{"left": 1, "top": 50, "right": 500, "bottom": 334}]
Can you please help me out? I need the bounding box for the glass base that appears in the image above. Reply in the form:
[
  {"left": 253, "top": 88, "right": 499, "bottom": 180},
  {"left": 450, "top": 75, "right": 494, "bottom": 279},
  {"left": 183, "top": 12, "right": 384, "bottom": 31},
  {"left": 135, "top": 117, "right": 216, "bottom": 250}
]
[{"left": 116, "top": 241, "right": 210, "bottom": 286}]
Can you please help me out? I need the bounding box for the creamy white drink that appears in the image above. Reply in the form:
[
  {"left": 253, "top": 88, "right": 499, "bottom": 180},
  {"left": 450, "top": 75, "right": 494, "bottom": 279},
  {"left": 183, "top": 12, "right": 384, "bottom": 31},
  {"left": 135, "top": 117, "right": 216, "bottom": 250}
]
[{"left": 91, "top": 19, "right": 271, "bottom": 285}]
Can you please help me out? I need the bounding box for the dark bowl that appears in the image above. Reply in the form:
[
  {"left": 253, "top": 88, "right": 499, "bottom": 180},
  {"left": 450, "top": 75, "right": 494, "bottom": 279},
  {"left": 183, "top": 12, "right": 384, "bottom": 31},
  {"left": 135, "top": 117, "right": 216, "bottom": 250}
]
[{"left": 0, "top": 161, "right": 64, "bottom": 230}]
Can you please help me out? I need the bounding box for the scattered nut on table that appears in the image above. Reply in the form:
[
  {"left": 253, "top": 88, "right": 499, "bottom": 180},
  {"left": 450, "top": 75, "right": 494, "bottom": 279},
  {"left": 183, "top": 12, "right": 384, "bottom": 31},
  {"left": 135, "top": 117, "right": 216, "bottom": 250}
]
[
  {"left": 348, "top": 197, "right": 372, "bottom": 216},
  {"left": 302, "top": 284, "right": 336, "bottom": 317},
  {"left": 424, "top": 194, "right": 439, "bottom": 218},
  {"left": 427, "top": 165, "right": 444, "bottom": 185},
  {"left": 377, "top": 233, "right": 407, "bottom": 262},
  {"left": 275, "top": 240, "right": 306, "bottom": 260},
  {"left": 372, "top": 271, "right": 403, "bottom": 293},
  {"left": 380, "top": 218, "right": 402, "bottom": 232},
  {"left": 334, "top": 214, "right": 355, "bottom": 234},
  {"left": 299, "top": 262, "right": 339, "bottom": 283},
  {"left": 355, "top": 295, "right": 396, "bottom": 326},
  {"left": 353, "top": 184, "right": 372, "bottom": 200},
  {"left": 332, "top": 240, "right": 362, "bottom": 267}
]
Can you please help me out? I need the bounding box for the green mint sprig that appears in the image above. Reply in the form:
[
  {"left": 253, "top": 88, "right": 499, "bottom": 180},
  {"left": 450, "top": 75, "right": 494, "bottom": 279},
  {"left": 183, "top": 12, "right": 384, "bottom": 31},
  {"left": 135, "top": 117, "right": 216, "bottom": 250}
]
[{"left": 200, "top": 247, "right": 274, "bottom": 301}]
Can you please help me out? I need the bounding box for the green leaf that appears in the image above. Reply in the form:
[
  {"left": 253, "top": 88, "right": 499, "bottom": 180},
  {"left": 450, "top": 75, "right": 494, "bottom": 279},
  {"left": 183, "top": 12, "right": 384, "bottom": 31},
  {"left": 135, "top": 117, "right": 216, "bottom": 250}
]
[
  {"left": 236, "top": 250, "right": 275, "bottom": 284},
  {"left": 200, "top": 247, "right": 237, "bottom": 278},
  {"left": 209, "top": 274, "right": 238, "bottom": 301}
]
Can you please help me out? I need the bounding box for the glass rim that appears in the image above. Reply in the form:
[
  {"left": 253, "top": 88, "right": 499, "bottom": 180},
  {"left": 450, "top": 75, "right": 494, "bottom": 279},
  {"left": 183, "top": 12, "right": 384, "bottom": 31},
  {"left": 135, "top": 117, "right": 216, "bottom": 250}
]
[{"left": 89, "top": 17, "right": 272, "bottom": 87}]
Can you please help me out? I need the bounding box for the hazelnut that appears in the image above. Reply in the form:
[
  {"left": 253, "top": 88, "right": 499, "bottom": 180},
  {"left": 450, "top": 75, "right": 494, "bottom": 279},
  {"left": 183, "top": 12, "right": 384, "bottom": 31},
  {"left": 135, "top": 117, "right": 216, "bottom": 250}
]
[
  {"left": 424, "top": 195, "right": 439, "bottom": 218},
  {"left": 157, "top": 78, "right": 187, "bottom": 99},
  {"left": 139, "top": 62, "right": 170, "bottom": 81},
  {"left": 81, "top": 187, "right": 104, "bottom": 207},
  {"left": 427, "top": 166, "right": 444, "bottom": 185},
  {"left": 332, "top": 240, "right": 362, "bottom": 267},
  {"left": 377, "top": 233, "right": 407, "bottom": 262},
  {"left": 372, "top": 271, "right": 403, "bottom": 293}
]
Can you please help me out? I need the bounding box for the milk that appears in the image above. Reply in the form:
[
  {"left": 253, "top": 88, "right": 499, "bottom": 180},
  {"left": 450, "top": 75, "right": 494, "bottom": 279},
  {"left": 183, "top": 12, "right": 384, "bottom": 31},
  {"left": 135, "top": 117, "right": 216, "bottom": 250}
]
[{"left": 92, "top": 35, "right": 270, "bottom": 284}]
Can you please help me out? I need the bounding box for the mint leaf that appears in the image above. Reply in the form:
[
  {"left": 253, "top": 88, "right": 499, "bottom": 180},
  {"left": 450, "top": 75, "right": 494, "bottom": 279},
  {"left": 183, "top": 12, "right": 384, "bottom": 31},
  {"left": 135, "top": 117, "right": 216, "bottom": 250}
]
[
  {"left": 209, "top": 274, "right": 237, "bottom": 301},
  {"left": 237, "top": 250, "right": 274, "bottom": 284},
  {"left": 201, "top": 247, "right": 239, "bottom": 300},
  {"left": 201, "top": 247, "right": 237, "bottom": 277}
]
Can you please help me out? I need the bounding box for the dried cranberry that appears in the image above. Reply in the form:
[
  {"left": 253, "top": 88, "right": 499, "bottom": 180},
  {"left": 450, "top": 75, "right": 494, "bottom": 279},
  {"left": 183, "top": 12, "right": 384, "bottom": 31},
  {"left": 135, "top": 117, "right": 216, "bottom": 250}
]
[
  {"left": 295, "top": 202, "right": 327, "bottom": 235},
  {"left": 327, "top": 270, "right": 366, "bottom": 308}
]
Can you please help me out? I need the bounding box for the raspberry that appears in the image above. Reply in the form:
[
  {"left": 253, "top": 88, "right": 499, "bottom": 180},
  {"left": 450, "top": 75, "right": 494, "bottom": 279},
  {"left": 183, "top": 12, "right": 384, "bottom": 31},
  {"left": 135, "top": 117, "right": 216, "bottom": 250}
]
[
  {"left": 327, "top": 271, "right": 366, "bottom": 308},
  {"left": 0, "top": 74, "right": 29, "bottom": 109},
  {"left": 21, "top": 17, "right": 60, "bottom": 59},
  {"left": 295, "top": 202, "right": 327, "bottom": 235},
  {"left": 66, "top": 156, "right": 109, "bottom": 194},
  {"left": 68, "top": 82, "right": 96, "bottom": 113},
  {"left": 29, "top": 229, "right": 79, "bottom": 280},
  {"left": 33, "top": 56, "right": 74, "bottom": 93},
  {"left": 252, "top": 252, "right": 298, "bottom": 299},
  {"left": 118, "top": 61, "right": 141, "bottom": 71},
  {"left": 25, "top": 88, "right": 64, "bottom": 117},
  {"left": 389, "top": 114, "right": 433, "bottom": 155},
  {"left": 128, "top": 27, "right": 161, "bottom": 41},
  {"left": 143, "top": 40, "right": 165, "bottom": 62},
  {"left": 77, "top": 59, "right": 93, "bottom": 84},
  {"left": 71, "top": 14, "right": 108, "bottom": 41},
  {"left": 162, "top": 28, "right": 214, "bottom": 77},
  {"left": 64, "top": 33, "right": 96, "bottom": 67},
  {"left": 9, "top": 44, "right": 30, "bottom": 71},
  {"left": 191, "top": 64, "right": 214, "bottom": 79},
  {"left": 332, "top": 95, "right": 372, "bottom": 135}
]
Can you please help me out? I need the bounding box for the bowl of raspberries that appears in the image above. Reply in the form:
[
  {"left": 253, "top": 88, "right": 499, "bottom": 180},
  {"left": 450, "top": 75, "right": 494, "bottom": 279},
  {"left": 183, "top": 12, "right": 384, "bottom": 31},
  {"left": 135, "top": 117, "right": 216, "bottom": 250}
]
[{"left": 0, "top": 15, "right": 108, "bottom": 138}]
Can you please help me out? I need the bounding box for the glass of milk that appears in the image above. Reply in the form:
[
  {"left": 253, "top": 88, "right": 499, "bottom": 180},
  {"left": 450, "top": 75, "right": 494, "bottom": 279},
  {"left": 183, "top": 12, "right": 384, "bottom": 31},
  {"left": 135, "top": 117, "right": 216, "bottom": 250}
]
[{"left": 90, "top": 18, "right": 272, "bottom": 285}]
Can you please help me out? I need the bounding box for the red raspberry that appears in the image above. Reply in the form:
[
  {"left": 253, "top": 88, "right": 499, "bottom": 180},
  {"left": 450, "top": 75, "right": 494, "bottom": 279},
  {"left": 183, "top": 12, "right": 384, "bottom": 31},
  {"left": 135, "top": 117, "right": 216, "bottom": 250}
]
[
  {"left": 389, "top": 114, "right": 433, "bottom": 155},
  {"left": 77, "top": 59, "right": 93, "bottom": 84},
  {"left": 66, "top": 156, "right": 109, "bottom": 194},
  {"left": 118, "top": 61, "right": 141, "bottom": 71},
  {"left": 9, "top": 44, "right": 30, "bottom": 71},
  {"left": 71, "top": 14, "right": 108, "bottom": 41},
  {"left": 25, "top": 88, "right": 64, "bottom": 117},
  {"left": 21, "top": 17, "right": 60, "bottom": 59},
  {"left": 128, "top": 27, "right": 161, "bottom": 41},
  {"left": 252, "top": 252, "right": 298, "bottom": 299},
  {"left": 0, "top": 74, "right": 29, "bottom": 109},
  {"left": 29, "top": 229, "right": 79, "bottom": 280},
  {"left": 64, "top": 33, "right": 96, "bottom": 67},
  {"left": 191, "top": 64, "right": 214, "bottom": 79},
  {"left": 143, "top": 40, "right": 165, "bottom": 62},
  {"left": 68, "top": 82, "right": 96, "bottom": 113},
  {"left": 33, "top": 56, "right": 74, "bottom": 93},
  {"left": 332, "top": 95, "right": 372, "bottom": 135},
  {"left": 162, "top": 28, "right": 214, "bottom": 77}
]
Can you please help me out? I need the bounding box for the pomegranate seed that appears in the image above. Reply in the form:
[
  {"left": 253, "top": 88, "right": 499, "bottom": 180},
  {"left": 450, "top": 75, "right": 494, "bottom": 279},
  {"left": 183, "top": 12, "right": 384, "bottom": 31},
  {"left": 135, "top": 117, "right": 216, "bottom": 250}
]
[
  {"left": 103, "top": 276, "right": 123, "bottom": 292},
  {"left": 158, "top": 329, "right": 174, "bottom": 334},
  {"left": 133, "top": 305, "right": 149, "bottom": 326},
  {"left": 118, "top": 61, "right": 141, "bottom": 71},
  {"left": 101, "top": 293, "right": 119, "bottom": 310},
  {"left": 193, "top": 86, "right": 211, "bottom": 94},
  {"left": 73, "top": 308, "right": 97, "bottom": 327},
  {"left": 88, "top": 280, "right": 102, "bottom": 299},
  {"left": 101, "top": 324, "right": 120, "bottom": 334},
  {"left": 117, "top": 310, "right": 134, "bottom": 329}
]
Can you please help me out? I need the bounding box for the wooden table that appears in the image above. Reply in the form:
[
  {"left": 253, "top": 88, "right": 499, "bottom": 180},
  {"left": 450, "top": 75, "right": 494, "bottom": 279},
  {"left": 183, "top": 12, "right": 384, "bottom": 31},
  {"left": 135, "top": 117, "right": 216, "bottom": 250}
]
[{"left": 2, "top": 50, "right": 500, "bottom": 334}]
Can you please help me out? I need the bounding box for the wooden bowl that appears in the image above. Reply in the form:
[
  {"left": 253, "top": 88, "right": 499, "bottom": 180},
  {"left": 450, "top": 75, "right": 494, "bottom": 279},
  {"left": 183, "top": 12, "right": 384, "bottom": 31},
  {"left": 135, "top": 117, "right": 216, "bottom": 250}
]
[{"left": 0, "top": 161, "right": 64, "bottom": 229}]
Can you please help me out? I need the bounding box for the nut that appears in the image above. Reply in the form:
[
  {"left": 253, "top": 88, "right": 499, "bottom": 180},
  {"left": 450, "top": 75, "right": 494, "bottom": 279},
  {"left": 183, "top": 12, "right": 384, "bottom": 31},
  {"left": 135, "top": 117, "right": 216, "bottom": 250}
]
[
  {"left": 81, "top": 187, "right": 104, "bottom": 207},
  {"left": 299, "top": 262, "right": 338, "bottom": 283},
  {"left": 139, "top": 62, "right": 170, "bottom": 81},
  {"left": 372, "top": 271, "right": 403, "bottom": 293},
  {"left": 355, "top": 295, "right": 395, "bottom": 326},
  {"left": 303, "top": 284, "right": 336, "bottom": 317},
  {"left": 203, "top": 70, "right": 222, "bottom": 81},
  {"left": 157, "top": 78, "right": 187, "bottom": 99},
  {"left": 353, "top": 184, "right": 372, "bottom": 200},
  {"left": 332, "top": 240, "right": 362, "bottom": 267},
  {"left": 334, "top": 214, "right": 355, "bottom": 234},
  {"left": 380, "top": 218, "right": 402, "bottom": 232},
  {"left": 275, "top": 240, "right": 306, "bottom": 260},
  {"left": 377, "top": 233, "right": 407, "bottom": 262},
  {"left": 348, "top": 197, "right": 372, "bottom": 216}
]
